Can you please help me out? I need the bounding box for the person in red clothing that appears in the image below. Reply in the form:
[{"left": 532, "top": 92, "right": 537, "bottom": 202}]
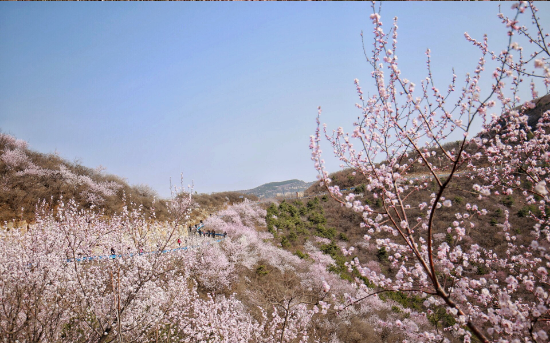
[{"left": 177, "top": 238, "right": 181, "bottom": 246}]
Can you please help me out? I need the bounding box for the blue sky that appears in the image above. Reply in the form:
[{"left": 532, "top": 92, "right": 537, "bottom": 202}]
[{"left": 1, "top": 2, "right": 549, "bottom": 197}]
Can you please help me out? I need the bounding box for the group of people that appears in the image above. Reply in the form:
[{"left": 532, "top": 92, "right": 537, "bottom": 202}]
[
  {"left": 107, "top": 219, "right": 228, "bottom": 257},
  {"left": 186, "top": 221, "right": 227, "bottom": 239}
]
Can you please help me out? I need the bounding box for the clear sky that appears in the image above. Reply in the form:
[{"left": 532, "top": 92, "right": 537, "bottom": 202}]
[{"left": 1, "top": 2, "right": 549, "bottom": 198}]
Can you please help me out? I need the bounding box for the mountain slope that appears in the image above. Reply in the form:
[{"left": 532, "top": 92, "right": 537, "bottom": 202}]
[
  {"left": 238, "top": 179, "right": 315, "bottom": 198},
  {"left": 0, "top": 132, "right": 170, "bottom": 222}
]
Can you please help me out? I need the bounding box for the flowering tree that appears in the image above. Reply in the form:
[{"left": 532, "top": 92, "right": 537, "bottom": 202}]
[{"left": 311, "top": 2, "right": 549, "bottom": 342}]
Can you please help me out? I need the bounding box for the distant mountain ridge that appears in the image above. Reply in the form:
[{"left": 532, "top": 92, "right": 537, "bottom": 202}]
[{"left": 238, "top": 179, "right": 315, "bottom": 198}]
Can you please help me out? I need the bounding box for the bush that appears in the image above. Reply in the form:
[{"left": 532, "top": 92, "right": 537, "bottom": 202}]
[
  {"left": 428, "top": 306, "right": 457, "bottom": 329},
  {"left": 294, "top": 250, "right": 309, "bottom": 259},
  {"left": 445, "top": 233, "right": 454, "bottom": 245},
  {"left": 338, "top": 232, "right": 349, "bottom": 241},
  {"left": 308, "top": 211, "right": 326, "bottom": 225},
  {"left": 501, "top": 195, "right": 515, "bottom": 207},
  {"left": 518, "top": 205, "right": 541, "bottom": 218},
  {"left": 280, "top": 236, "right": 290, "bottom": 248},
  {"left": 307, "top": 197, "right": 320, "bottom": 210},
  {"left": 315, "top": 225, "right": 336, "bottom": 239},
  {"left": 376, "top": 247, "right": 388, "bottom": 262},
  {"left": 256, "top": 265, "right": 269, "bottom": 276},
  {"left": 288, "top": 231, "right": 297, "bottom": 242}
]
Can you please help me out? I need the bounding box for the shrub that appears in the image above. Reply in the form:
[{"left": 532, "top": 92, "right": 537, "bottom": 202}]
[
  {"left": 294, "top": 250, "right": 309, "bottom": 259},
  {"left": 314, "top": 224, "right": 336, "bottom": 239},
  {"left": 376, "top": 247, "right": 388, "bottom": 262},
  {"left": 308, "top": 211, "right": 326, "bottom": 225},
  {"left": 338, "top": 232, "right": 349, "bottom": 241},
  {"left": 256, "top": 265, "right": 269, "bottom": 276},
  {"left": 501, "top": 195, "right": 515, "bottom": 207}
]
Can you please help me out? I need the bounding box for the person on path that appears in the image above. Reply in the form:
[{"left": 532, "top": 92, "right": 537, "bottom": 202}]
[
  {"left": 111, "top": 247, "right": 115, "bottom": 255},
  {"left": 178, "top": 238, "right": 181, "bottom": 246}
]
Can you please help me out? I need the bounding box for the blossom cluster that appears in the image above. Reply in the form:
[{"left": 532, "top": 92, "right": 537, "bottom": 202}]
[{"left": 310, "top": 2, "right": 550, "bottom": 342}]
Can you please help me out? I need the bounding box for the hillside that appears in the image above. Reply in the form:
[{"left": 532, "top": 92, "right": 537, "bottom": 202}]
[
  {"left": 0, "top": 132, "right": 171, "bottom": 223},
  {"left": 239, "top": 179, "right": 315, "bottom": 198}
]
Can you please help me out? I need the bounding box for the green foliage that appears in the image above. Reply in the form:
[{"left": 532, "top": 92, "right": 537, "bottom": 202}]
[
  {"left": 490, "top": 218, "right": 498, "bottom": 226},
  {"left": 293, "top": 200, "right": 304, "bottom": 208},
  {"left": 266, "top": 204, "right": 279, "bottom": 235},
  {"left": 338, "top": 232, "right": 349, "bottom": 241},
  {"left": 281, "top": 236, "right": 290, "bottom": 248},
  {"left": 279, "top": 201, "right": 298, "bottom": 217},
  {"left": 355, "top": 184, "right": 365, "bottom": 193},
  {"left": 320, "top": 241, "right": 340, "bottom": 257},
  {"left": 294, "top": 250, "right": 308, "bottom": 259},
  {"left": 475, "top": 263, "right": 488, "bottom": 275},
  {"left": 445, "top": 233, "right": 454, "bottom": 246},
  {"left": 379, "top": 291, "right": 423, "bottom": 312},
  {"left": 321, "top": 195, "right": 328, "bottom": 202},
  {"left": 501, "top": 195, "right": 515, "bottom": 207},
  {"left": 321, "top": 241, "right": 352, "bottom": 281},
  {"left": 307, "top": 197, "right": 321, "bottom": 210},
  {"left": 256, "top": 265, "right": 269, "bottom": 276},
  {"left": 453, "top": 196, "right": 463, "bottom": 205},
  {"left": 376, "top": 246, "right": 388, "bottom": 262},
  {"left": 315, "top": 224, "right": 336, "bottom": 239},
  {"left": 495, "top": 208, "right": 503, "bottom": 217},
  {"left": 288, "top": 231, "right": 297, "bottom": 242},
  {"left": 427, "top": 306, "right": 457, "bottom": 329},
  {"left": 375, "top": 198, "right": 383, "bottom": 208},
  {"left": 266, "top": 196, "right": 330, "bottom": 249},
  {"left": 308, "top": 212, "right": 326, "bottom": 225},
  {"left": 351, "top": 267, "right": 375, "bottom": 288},
  {"left": 391, "top": 305, "right": 401, "bottom": 313},
  {"left": 518, "top": 205, "right": 541, "bottom": 218}
]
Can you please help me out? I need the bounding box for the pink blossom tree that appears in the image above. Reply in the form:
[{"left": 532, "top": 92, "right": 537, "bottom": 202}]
[{"left": 311, "top": 2, "right": 550, "bottom": 342}]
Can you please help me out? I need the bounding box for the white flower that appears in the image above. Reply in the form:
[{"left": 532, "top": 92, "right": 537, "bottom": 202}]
[
  {"left": 534, "top": 180, "right": 548, "bottom": 195},
  {"left": 537, "top": 330, "right": 548, "bottom": 341},
  {"left": 443, "top": 200, "right": 452, "bottom": 207}
]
